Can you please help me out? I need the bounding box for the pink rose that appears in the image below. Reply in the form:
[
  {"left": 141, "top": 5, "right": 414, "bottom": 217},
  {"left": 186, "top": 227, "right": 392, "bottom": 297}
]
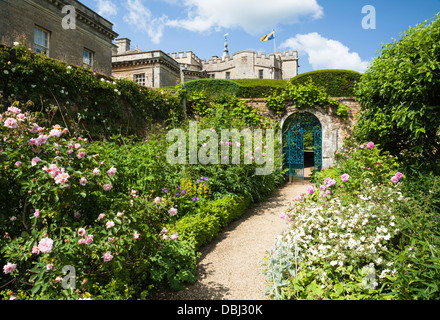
[
  {"left": 7, "top": 106, "right": 21, "bottom": 114},
  {"left": 78, "top": 228, "right": 86, "bottom": 237},
  {"left": 3, "top": 262, "right": 16, "bottom": 274},
  {"left": 367, "top": 142, "right": 374, "bottom": 149},
  {"left": 32, "top": 246, "right": 40, "bottom": 254},
  {"left": 307, "top": 186, "right": 314, "bottom": 194},
  {"left": 103, "top": 184, "right": 112, "bottom": 191},
  {"left": 170, "top": 232, "right": 179, "bottom": 241},
  {"left": 133, "top": 231, "right": 140, "bottom": 239},
  {"left": 15, "top": 161, "right": 22, "bottom": 167},
  {"left": 34, "top": 209, "right": 41, "bottom": 218},
  {"left": 93, "top": 168, "right": 100, "bottom": 175},
  {"left": 54, "top": 172, "right": 70, "bottom": 185},
  {"left": 341, "top": 174, "right": 350, "bottom": 182},
  {"left": 77, "top": 151, "right": 86, "bottom": 159},
  {"left": 79, "top": 177, "right": 87, "bottom": 186},
  {"left": 395, "top": 172, "right": 403, "bottom": 180},
  {"left": 102, "top": 252, "right": 113, "bottom": 262},
  {"left": 391, "top": 176, "right": 399, "bottom": 183},
  {"left": 38, "top": 237, "right": 53, "bottom": 253},
  {"left": 106, "top": 221, "right": 115, "bottom": 228},
  {"left": 107, "top": 167, "right": 117, "bottom": 177},
  {"left": 168, "top": 208, "right": 178, "bottom": 217},
  {"left": 31, "top": 157, "right": 42, "bottom": 167},
  {"left": 85, "top": 235, "right": 94, "bottom": 245},
  {"left": 4, "top": 118, "right": 18, "bottom": 129}
]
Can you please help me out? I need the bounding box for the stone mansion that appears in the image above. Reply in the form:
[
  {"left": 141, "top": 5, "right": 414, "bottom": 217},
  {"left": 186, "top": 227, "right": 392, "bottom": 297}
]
[{"left": 112, "top": 37, "right": 299, "bottom": 88}]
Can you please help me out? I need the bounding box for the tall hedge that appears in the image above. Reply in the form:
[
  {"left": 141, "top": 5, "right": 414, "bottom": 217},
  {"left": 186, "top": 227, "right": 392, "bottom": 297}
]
[
  {"left": 183, "top": 79, "right": 240, "bottom": 97},
  {"left": 290, "top": 69, "right": 362, "bottom": 97},
  {"left": 354, "top": 14, "right": 440, "bottom": 172}
]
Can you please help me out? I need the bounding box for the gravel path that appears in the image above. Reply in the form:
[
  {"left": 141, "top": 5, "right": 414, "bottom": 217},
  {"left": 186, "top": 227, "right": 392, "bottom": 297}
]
[{"left": 154, "top": 180, "right": 310, "bottom": 300}]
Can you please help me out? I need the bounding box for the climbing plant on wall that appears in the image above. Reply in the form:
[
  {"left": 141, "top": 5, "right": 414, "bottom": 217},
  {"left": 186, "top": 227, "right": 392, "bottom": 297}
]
[{"left": 266, "top": 79, "right": 349, "bottom": 119}]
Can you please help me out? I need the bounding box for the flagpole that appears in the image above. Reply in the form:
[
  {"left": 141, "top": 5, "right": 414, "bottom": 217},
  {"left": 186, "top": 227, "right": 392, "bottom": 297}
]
[{"left": 273, "top": 29, "right": 276, "bottom": 53}]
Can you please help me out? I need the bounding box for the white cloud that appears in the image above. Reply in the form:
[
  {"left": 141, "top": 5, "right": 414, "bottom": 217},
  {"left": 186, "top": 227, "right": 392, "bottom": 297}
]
[
  {"left": 94, "top": 0, "right": 118, "bottom": 18},
  {"left": 166, "top": 0, "right": 324, "bottom": 34},
  {"left": 281, "top": 32, "right": 370, "bottom": 73},
  {"left": 122, "top": 0, "right": 167, "bottom": 44}
]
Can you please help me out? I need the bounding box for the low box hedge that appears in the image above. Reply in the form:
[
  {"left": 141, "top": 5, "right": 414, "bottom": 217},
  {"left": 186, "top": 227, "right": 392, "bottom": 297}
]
[{"left": 172, "top": 195, "right": 251, "bottom": 250}]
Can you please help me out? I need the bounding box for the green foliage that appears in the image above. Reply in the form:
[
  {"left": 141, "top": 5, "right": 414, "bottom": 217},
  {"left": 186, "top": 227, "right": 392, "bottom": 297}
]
[
  {"left": 266, "top": 80, "right": 349, "bottom": 119},
  {"left": 182, "top": 79, "right": 241, "bottom": 97},
  {"left": 233, "top": 79, "right": 288, "bottom": 98},
  {"left": 354, "top": 14, "right": 440, "bottom": 173},
  {"left": 290, "top": 69, "right": 362, "bottom": 97},
  {"left": 171, "top": 196, "right": 251, "bottom": 250},
  {"left": 0, "top": 45, "right": 182, "bottom": 140}
]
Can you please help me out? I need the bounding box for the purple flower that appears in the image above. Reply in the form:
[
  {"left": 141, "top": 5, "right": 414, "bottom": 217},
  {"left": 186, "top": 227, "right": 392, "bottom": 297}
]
[{"left": 192, "top": 197, "right": 200, "bottom": 201}]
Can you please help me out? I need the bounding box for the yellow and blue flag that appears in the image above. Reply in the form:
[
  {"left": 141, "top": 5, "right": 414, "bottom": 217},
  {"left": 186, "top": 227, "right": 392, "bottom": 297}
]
[{"left": 260, "top": 31, "right": 275, "bottom": 41}]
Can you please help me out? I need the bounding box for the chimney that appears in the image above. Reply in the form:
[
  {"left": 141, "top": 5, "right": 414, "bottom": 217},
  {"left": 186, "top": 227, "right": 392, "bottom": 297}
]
[{"left": 115, "top": 38, "right": 131, "bottom": 54}]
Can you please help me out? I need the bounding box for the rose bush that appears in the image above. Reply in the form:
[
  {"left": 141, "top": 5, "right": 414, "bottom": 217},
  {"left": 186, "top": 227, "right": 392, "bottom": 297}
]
[{"left": 0, "top": 102, "right": 197, "bottom": 299}]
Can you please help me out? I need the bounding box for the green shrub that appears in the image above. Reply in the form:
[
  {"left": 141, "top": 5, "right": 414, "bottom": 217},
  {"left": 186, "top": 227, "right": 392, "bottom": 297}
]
[
  {"left": 233, "top": 79, "right": 287, "bottom": 98},
  {"left": 171, "top": 195, "right": 251, "bottom": 250},
  {"left": 183, "top": 79, "right": 240, "bottom": 97},
  {"left": 354, "top": 14, "right": 440, "bottom": 173},
  {"left": 290, "top": 69, "right": 362, "bottom": 97}
]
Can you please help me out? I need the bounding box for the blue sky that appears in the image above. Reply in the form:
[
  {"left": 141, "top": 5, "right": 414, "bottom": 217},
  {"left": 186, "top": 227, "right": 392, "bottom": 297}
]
[{"left": 81, "top": 0, "right": 440, "bottom": 74}]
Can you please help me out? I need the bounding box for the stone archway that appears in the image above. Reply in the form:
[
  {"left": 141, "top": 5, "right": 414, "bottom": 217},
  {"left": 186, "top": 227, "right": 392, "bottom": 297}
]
[
  {"left": 280, "top": 106, "right": 346, "bottom": 181},
  {"left": 281, "top": 112, "right": 322, "bottom": 181}
]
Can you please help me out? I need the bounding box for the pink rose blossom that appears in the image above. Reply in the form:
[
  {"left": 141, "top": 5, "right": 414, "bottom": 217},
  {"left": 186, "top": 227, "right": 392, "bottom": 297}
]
[
  {"left": 133, "top": 231, "right": 140, "bottom": 239},
  {"left": 93, "top": 168, "right": 100, "bottom": 175},
  {"left": 168, "top": 208, "right": 178, "bottom": 217},
  {"left": 32, "top": 246, "right": 40, "bottom": 254},
  {"left": 3, "top": 262, "right": 16, "bottom": 274},
  {"left": 103, "top": 184, "right": 112, "bottom": 191},
  {"left": 34, "top": 209, "right": 41, "bottom": 218},
  {"left": 341, "top": 174, "right": 350, "bottom": 182},
  {"left": 15, "top": 161, "right": 22, "bottom": 167},
  {"left": 78, "top": 228, "right": 86, "bottom": 237},
  {"left": 7, "top": 106, "right": 21, "bottom": 114},
  {"left": 97, "top": 213, "right": 105, "bottom": 221},
  {"left": 391, "top": 176, "right": 399, "bottom": 183},
  {"left": 170, "top": 232, "right": 179, "bottom": 241},
  {"left": 106, "top": 221, "right": 115, "bottom": 228},
  {"left": 54, "top": 172, "right": 70, "bottom": 185},
  {"left": 38, "top": 237, "right": 53, "bottom": 253},
  {"left": 107, "top": 167, "right": 117, "bottom": 177},
  {"left": 4, "top": 118, "right": 18, "bottom": 129},
  {"left": 74, "top": 143, "right": 81, "bottom": 149},
  {"left": 307, "top": 186, "right": 314, "bottom": 194},
  {"left": 367, "top": 142, "right": 374, "bottom": 149},
  {"left": 31, "top": 157, "right": 42, "bottom": 167},
  {"left": 46, "top": 264, "right": 53, "bottom": 270},
  {"left": 102, "top": 252, "right": 113, "bottom": 262},
  {"left": 16, "top": 114, "right": 26, "bottom": 121},
  {"left": 80, "top": 177, "right": 87, "bottom": 186},
  {"left": 49, "top": 129, "right": 62, "bottom": 137},
  {"left": 77, "top": 151, "right": 86, "bottom": 159},
  {"left": 395, "top": 172, "right": 403, "bottom": 180},
  {"left": 85, "top": 235, "right": 94, "bottom": 245}
]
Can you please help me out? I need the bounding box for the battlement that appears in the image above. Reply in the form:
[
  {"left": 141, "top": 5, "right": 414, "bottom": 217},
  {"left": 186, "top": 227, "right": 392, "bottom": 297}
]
[
  {"left": 168, "top": 51, "right": 203, "bottom": 67},
  {"left": 199, "top": 50, "right": 298, "bottom": 66}
]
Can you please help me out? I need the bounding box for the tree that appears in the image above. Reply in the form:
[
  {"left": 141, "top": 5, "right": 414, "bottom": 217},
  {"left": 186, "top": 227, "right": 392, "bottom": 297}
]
[{"left": 354, "top": 14, "right": 440, "bottom": 172}]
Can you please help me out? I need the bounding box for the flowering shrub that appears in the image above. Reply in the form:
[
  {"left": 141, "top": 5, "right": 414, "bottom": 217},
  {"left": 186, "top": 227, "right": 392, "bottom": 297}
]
[
  {"left": 263, "top": 179, "right": 405, "bottom": 300},
  {"left": 0, "top": 103, "right": 197, "bottom": 299}
]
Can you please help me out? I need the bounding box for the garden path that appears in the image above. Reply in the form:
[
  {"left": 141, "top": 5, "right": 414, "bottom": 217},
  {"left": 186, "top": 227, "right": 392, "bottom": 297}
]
[{"left": 154, "top": 170, "right": 311, "bottom": 300}]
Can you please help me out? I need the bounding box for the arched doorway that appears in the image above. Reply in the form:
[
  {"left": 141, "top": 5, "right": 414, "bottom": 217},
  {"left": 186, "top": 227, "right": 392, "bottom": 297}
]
[{"left": 282, "top": 112, "right": 322, "bottom": 182}]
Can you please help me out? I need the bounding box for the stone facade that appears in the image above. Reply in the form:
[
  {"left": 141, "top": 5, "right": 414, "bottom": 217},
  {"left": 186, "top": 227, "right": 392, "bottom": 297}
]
[
  {"left": 112, "top": 37, "right": 299, "bottom": 87},
  {"left": 201, "top": 50, "right": 298, "bottom": 80},
  {"left": 0, "top": 0, "right": 118, "bottom": 75}
]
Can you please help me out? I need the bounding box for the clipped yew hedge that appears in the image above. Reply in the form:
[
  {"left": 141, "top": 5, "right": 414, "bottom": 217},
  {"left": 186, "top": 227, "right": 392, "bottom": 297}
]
[{"left": 290, "top": 69, "right": 362, "bottom": 97}]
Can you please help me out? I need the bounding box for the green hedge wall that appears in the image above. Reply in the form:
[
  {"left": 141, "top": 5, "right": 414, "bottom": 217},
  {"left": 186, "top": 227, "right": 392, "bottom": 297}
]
[
  {"left": 183, "top": 79, "right": 241, "bottom": 97},
  {"left": 290, "top": 69, "right": 362, "bottom": 97},
  {"left": 178, "top": 79, "right": 288, "bottom": 98}
]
